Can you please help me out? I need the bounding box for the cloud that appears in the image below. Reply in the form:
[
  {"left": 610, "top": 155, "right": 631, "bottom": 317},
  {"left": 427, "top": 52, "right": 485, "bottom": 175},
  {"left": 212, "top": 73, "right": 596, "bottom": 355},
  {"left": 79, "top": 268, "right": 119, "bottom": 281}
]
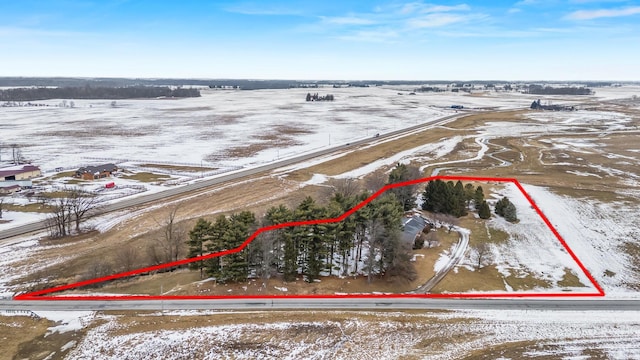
[
  {"left": 337, "top": 29, "right": 399, "bottom": 43},
  {"left": 298, "top": 2, "right": 489, "bottom": 43},
  {"left": 407, "top": 14, "right": 470, "bottom": 28},
  {"left": 0, "top": 26, "right": 92, "bottom": 38},
  {"left": 320, "top": 16, "right": 377, "bottom": 25},
  {"left": 566, "top": 6, "right": 640, "bottom": 20},
  {"left": 400, "top": 2, "right": 471, "bottom": 14},
  {"left": 514, "top": 0, "right": 537, "bottom": 6},
  {"left": 224, "top": 4, "right": 305, "bottom": 16}
]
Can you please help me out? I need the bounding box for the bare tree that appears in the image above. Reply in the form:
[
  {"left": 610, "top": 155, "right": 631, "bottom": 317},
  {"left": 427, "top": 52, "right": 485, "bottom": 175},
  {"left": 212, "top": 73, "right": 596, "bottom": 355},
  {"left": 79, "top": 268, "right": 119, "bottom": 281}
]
[
  {"left": 11, "top": 144, "right": 24, "bottom": 165},
  {"left": 364, "top": 170, "right": 387, "bottom": 193},
  {"left": 0, "top": 198, "right": 4, "bottom": 219},
  {"left": 327, "top": 177, "right": 360, "bottom": 199},
  {"left": 44, "top": 188, "right": 100, "bottom": 237},
  {"left": 152, "top": 205, "right": 185, "bottom": 264},
  {"left": 474, "top": 242, "right": 493, "bottom": 270},
  {"left": 117, "top": 244, "right": 139, "bottom": 272},
  {"left": 46, "top": 197, "right": 73, "bottom": 238},
  {"left": 68, "top": 188, "right": 100, "bottom": 233}
]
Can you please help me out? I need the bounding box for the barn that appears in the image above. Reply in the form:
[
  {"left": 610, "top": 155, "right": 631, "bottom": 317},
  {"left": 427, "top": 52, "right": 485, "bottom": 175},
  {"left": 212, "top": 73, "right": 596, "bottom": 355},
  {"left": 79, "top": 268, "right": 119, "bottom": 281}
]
[{"left": 0, "top": 164, "right": 41, "bottom": 181}]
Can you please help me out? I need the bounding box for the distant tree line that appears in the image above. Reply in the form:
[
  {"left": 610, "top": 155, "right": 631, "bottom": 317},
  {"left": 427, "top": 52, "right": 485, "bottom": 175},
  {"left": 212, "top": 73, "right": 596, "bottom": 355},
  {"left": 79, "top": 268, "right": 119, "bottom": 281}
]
[
  {"left": 526, "top": 85, "right": 593, "bottom": 95},
  {"left": 306, "top": 93, "right": 335, "bottom": 101},
  {"left": 0, "top": 86, "right": 200, "bottom": 101},
  {"left": 415, "top": 86, "right": 445, "bottom": 93}
]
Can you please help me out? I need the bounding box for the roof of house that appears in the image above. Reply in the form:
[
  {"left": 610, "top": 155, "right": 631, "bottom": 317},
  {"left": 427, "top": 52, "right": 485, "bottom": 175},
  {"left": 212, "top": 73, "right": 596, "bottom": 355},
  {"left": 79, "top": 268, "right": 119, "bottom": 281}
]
[
  {"left": 77, "top": 163, "right": 118, "bottom": 174},
  {"left": 0, "top": 164, "right": 41, "bottom": 178},
  {"left": 402, "top": 215, "right": 429, "bottom": 243}
]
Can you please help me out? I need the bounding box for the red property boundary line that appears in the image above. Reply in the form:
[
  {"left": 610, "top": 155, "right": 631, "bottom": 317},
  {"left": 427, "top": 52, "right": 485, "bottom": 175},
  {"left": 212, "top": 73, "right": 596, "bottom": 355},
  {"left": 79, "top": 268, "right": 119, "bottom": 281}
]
[{"left": 15, "top": 176, "right": 605, "bottom": 300}]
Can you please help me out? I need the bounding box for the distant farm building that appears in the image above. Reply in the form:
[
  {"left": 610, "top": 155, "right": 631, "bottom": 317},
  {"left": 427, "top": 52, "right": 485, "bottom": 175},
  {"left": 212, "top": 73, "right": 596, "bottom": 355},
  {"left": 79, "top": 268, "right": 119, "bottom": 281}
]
[
  {"left": 530, "top": 99, "right": 575, "bottom": 111},
  {"left": 0, "top": 184, "right": 21, "bottom": 195},
  {"left": 0, "top": 164, "right": 41, "bottom": 181},
  {"left": 75, "top": 164, "right": 118, "bottom": 180}
]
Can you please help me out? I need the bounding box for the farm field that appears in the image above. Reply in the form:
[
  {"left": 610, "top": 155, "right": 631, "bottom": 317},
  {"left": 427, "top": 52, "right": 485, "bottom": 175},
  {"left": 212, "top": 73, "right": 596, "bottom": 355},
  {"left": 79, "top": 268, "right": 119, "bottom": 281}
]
[{"left": 2, "top": 85, "right": 640, "bottom": 359}]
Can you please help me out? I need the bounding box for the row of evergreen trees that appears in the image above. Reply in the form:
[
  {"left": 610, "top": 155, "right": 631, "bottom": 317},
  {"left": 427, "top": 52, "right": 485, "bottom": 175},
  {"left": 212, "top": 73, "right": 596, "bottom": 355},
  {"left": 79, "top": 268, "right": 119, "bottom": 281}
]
[
  {"left": 422, "top": 179, "right": 517, "bottom": 222},
  {"left": 187, "top": 192, "right": 414, "bottom": 284},
  {"left": 422, "top": 179, "right": 485, "bottom": 217}
]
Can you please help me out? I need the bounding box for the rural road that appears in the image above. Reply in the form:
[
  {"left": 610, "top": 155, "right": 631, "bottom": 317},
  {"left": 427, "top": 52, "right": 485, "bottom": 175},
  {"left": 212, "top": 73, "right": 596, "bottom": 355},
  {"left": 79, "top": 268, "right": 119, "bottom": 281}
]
[
  {"left": 1, "top": 298, "right": 638, "bottom": 311},
  {"left": 0, "top": 112, "right": 464, "bottom": 242}
]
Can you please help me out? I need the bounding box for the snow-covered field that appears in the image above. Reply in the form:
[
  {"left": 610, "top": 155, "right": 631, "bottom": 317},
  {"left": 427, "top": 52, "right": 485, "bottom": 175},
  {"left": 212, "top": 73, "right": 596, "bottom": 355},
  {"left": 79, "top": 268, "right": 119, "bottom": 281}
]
[
  {"left": 2, "top": 87, "right": 454, "bottom": 170},
  {"left": 56, "top": 310, "right": 640, "bottom": 359},
  {"left": 522, "top": 184, "right": 640, "bottom": 295},
  {"left": 2, "top": 85, "right": 640, "bottom": 359},
  {"left": 6, "top": 85, "right": 636, "bottom": 172}
]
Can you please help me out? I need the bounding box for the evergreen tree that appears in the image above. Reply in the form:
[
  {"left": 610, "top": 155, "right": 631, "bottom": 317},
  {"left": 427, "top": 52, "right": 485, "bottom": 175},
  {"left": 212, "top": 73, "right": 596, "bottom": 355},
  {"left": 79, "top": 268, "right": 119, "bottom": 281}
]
[
  {"left": 363, "top": 193, "right": 404, "bottom": 282},
  {"left": 503, "top": 202, "right": 518, "bottom": 223},
  {"left": 478, "top": 201, "right": 491, "bottom": 219},
  {"left": 474, "top": 186, "right": 485, "bottom": 211},
  {"left": 219, "top": 211, "right": 255, "bottom": 283},
  {"left": 294, "top": 196, "right": 327, "bottom": 282},
  {"left": 330, "top": 194, "right": 358, "bottom": 276},
  {"left": 464, "top": 183, "right": 475, "bottom": 208},
  {"left": 422, "top": 179, "right": 448, "bottom": 213},
  {"left": 263, "top": 204, "right": 292, "bottom": 273},
  {"left": 205, "top": 215, "right": 230, "bottom": 279},
  {"left": 187, "top": 218, "right": 211, "bottom": 279},
  {"left": 494, "top": 196, "right": 518, "bottom": 222},
  {"left": 387, "top": 163, "right": 420, "bottom": 211},
  {"left": 453, "top": 180, "right": 467, "bottom": 217}
]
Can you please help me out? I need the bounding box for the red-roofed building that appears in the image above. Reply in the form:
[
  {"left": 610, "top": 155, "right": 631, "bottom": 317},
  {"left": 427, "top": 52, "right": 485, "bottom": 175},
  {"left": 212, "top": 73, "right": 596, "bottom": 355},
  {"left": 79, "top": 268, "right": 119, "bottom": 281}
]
[{"left": 0, "top": 164, "right": 41, "bottom": 181}]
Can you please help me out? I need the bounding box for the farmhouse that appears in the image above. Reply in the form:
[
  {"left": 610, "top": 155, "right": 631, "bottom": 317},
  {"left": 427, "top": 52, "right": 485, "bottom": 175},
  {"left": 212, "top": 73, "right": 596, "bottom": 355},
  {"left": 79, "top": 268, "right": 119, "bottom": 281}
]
[
  {"left": 75, "top": 163, "right": 118, "bottom": 180},
  {"left": 0, "top": 164, "right": 41, "bottom": 181}
]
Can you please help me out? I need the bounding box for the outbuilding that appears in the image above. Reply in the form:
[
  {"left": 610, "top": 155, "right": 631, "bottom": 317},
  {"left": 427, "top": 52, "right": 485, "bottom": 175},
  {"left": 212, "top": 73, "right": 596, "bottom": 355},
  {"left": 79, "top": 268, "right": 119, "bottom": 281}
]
[{"left": 0, "top": 164, "right": 41, "bottom": 181}]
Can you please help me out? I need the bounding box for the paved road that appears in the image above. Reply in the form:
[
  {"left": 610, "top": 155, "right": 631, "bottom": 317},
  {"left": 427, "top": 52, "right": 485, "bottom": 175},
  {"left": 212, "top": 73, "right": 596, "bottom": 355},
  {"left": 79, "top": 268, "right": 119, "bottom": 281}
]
[
  {"left": 0, "top": 112, "right": 463, "bottom": 242},
  {"left": 1, "top": 298, "right": 639, "bottom": 311}
]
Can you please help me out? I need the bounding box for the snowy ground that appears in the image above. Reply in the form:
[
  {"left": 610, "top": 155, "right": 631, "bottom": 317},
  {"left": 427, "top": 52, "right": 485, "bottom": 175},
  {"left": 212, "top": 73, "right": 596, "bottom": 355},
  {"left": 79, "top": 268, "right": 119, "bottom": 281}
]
[
  {"left": 465, "top": 183, "right": 597, "bottom": 291},
  {"left": 522, "top": 184, "right": 640, "bottom": 295},
  {"left": 1, "top": 87, "right": 455, "bottom": 171},
  {"left": 5, "top": 86, "right": 636, "bottom": 173},
  {"left": 54, "top": 309, "right": 640, "bottom": 360}
]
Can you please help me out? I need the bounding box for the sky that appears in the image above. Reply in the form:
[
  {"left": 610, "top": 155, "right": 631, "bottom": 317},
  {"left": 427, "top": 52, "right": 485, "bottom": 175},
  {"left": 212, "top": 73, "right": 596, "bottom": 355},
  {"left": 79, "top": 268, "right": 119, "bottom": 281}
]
[{"left": 1, "top": 0, "right": 639, "bottom": 80}]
